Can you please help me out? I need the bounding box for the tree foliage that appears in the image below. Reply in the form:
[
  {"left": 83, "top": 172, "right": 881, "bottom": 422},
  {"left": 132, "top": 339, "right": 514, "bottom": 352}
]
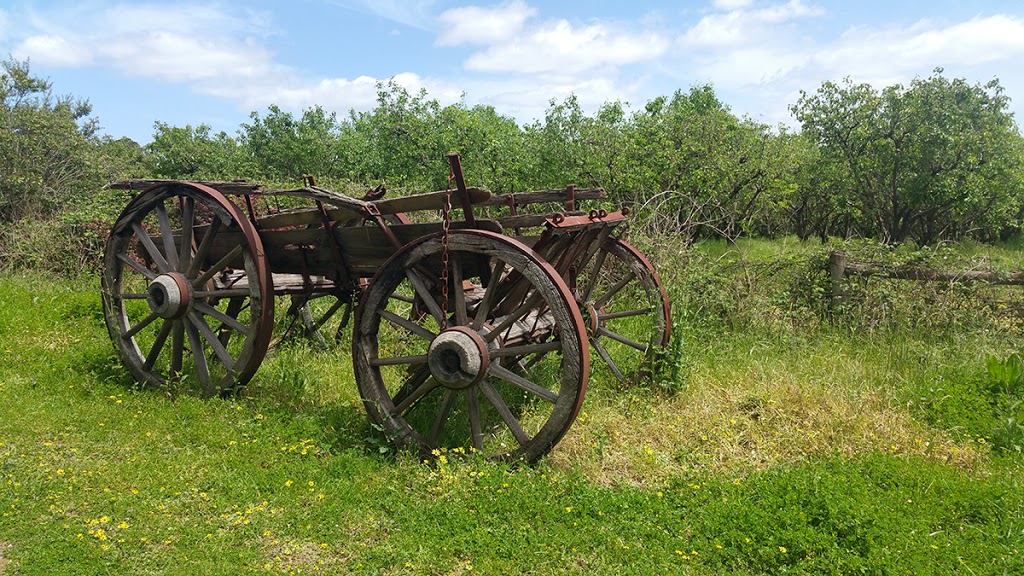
[
  {"left": 0, "top": 57, "right": 103, "bottom": 223},
  {"left": 792, "top": 69, "right": 1023, "bottom": 244}
]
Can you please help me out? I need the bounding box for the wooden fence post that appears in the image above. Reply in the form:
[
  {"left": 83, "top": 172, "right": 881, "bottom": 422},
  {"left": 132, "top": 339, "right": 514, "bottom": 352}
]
[{"left": 829, "top": 251, "right": 847, "bottom": 308}]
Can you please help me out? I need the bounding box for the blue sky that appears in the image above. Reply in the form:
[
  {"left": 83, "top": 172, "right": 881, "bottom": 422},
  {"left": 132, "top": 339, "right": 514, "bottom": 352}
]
[{"left": 2, "top": 0, "right": 1023, "bottom": 143}]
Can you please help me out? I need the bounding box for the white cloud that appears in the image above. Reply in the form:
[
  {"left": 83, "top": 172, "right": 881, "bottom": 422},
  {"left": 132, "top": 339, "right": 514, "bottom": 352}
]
[
  {"left": 14, "top": 34, "right": 92, "bottom": 67},
  {"left": 682, "top": 0, "right": 824, "bottom": 48},
  {"left": 473, "top": 75, "right": 638, "bottom": 121},
  {"left": 100, "top": 33, "right": 275, "bottom": 83},
  {"left": 673, "top": 5, "right": 1024, "bottom": 128},
  {"left": 462, "top": 19, "right": 668, "bottom": 76},
  {"left": 11, "top": 4, "right": 278, "bottom": 85},
  {"left": 232, "top": 72, "right": 464, "bottom": 117},
  {"left": 815, "top": 15, "right": 1024, "bottom": 83},
  {"left": 436, "top": 0, "right": 536, "bottom": 46}
]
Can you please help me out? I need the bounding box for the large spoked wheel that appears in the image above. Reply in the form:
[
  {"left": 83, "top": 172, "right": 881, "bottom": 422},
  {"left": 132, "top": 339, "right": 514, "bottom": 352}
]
[
  {"left": 102, "top": 182, "right": 274, "bottom": 397},
  {"left": 575, "top": 237, "right": 671, "bottom": 384},
  {"left": 354, "top": 230, "right": 589, "bottom": 463}
]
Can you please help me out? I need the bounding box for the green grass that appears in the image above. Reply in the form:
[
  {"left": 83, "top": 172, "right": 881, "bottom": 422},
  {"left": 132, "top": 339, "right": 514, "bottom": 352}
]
[{"left": 3, "top": 236, "right": 1024, "bottom": 574}]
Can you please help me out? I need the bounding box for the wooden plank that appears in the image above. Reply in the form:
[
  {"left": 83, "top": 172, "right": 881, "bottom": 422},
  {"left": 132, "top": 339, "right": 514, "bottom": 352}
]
[
  {"left": 265, "top": 186, "right": 371, "bottom": 214},
  {"left": 256, "top": 206, "right": 361, "bottom": 230},
  {"left": 842, "top": 259, "right": 1024, "bottom": 285},
  {"left": 371, "top": 187, "right": 491, "bottom": 214},
  {"left": 480, "top": 187, "right": 605, "bottom": 207},
  {"left": 106, "top": 179, "right": 262, "bottom": 195}
]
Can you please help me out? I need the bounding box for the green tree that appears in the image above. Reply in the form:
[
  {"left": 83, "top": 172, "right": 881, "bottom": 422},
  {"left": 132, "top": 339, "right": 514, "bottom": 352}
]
[
  {"left": 0, "top": 57, "right": 100, "bottom": 223},
  {"left": 146, "top": 122, "right": 240, "bottom": 180},
  {"left": 622, "top": 85, "right": 780, "bottom": 242},
  {"left": 239, "top": 105, "right": 340, "bottom": 182},
  {"left": 791, "top": 70, "right": 1023, "bottom": 244},
  {"left": 347, "top": 83, "right": 448, "bottom": 189}
]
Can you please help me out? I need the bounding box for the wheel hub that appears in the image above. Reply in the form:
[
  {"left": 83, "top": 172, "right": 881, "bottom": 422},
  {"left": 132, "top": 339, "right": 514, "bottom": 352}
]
[
  {"left": 428, "top": 326, "right": 490, "bottom": 389},
  {"left": 147, "top": 273, "right": 192, "bottom": 319}
]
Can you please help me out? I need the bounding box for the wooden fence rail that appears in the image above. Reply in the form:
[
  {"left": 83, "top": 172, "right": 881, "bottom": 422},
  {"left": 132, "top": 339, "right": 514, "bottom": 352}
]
[{"left": 828, "top": 251, "right": 1024, "bottom": 305}]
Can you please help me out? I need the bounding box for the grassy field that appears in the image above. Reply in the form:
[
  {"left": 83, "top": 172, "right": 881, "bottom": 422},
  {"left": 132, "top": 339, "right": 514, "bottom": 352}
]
[{"left": 2, "top": 237, "right": 1024, "bottom": 574}]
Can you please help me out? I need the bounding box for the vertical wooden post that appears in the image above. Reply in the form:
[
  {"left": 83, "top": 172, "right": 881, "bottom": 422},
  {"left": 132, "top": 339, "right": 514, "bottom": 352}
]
[{"left": 829, "top": 251, "right": 847, "bottom": 309}]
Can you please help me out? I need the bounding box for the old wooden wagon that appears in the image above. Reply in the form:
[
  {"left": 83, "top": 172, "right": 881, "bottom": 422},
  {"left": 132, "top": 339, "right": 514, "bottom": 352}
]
[{"left": 101, "top": 154, "right": 670, "bottom": 462}]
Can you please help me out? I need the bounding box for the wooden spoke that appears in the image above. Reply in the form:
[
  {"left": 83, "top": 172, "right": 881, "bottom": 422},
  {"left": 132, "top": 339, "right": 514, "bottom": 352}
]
[
  {"left": 182, "top": 317, "right": 212, "bottom": 392},
  {"left": 471, "top": 260, "right": 501, "bottom": 330},
  {"left": 193, "top": 288, "right": 252, "bottom": 298},
  {"left": 484, "top": 291, "right": 543, "bottom": 343},
  {"left": 118, "top": 253, "right": 157, "bottom": 281},
  {"left": 390, "top": 365, "right": 431, "bottom": 409},
  {"left": 186, "top": 217, "right": 222, "bottom": 278},
  {"left": 597, "top": 326, "right": 648, "bottom": 352},
  {"left": 121, "top": 293, "right": 149, "bottom": 300},
  {"left": 489, "top": 364, "right": 559, "bottom": 404},
  {"left": 192, "top": 245, "right": 243, "bottom": 289},
  {"left": 217, "top": 298, "right": 246, "bottom": 348},
  {"left": 429, "top": 389, "right": 458, "bottom": 446},
  {"left": 370, "top": 354, "right": 428, "bottom": 367},
  {"left": 600, "top": 308, "right": 653, "bottom": 321},
  {"left": 154, "top": 202, "right": 179, "bottom": 270},
  {"left": 479, "top": 381, "right": 530, "bottom": 446},
  {"left": 194, "top": 301, "right": 251, "bottom": 338},
  {"left": 378, "top": 308, "right": 436, "bottom": 341},
  {"left": 405, "top": 268, "right": 445, "bottom": 327},
  {"left": 171, "top": 320, "right": 184, "bottom": 375},
  {"left": 393, "top": 378, "right": 440, "bottom": 415},
  {"left": 592, "top": 338, "right": 626, "bottom": 382},
  {"left": 188, "top": 311, "right": 235, "bottom": 375},
  {"left": 131, "top": 222, "right": 170, "bottom": 273},
  {"left": 466, "top": 386, "right": 484, "bottom": 451},
  {"left": 178, "top": 196, "right": 194, "bottom": 271},
  {"left": 451, "top": 257, "right": 468, "bottom": 326},
  {"left": 489, "top": 340, "right": 563, "bottom": 358},
  {"left": 122, "top": 311, "right": 159, "bottom": 340},
  {"left": 592, "top": 271, "right": 636, "bottom": 309},
  {"left": 143, "top": 319, "right": 173, "bottom": 370},
  {"left": 309, "top": 299, "right": 345, "bottom": 333},
  {"left": 388, "top": 293, "right": 415, "bottom": 304},
  {"left": 581, "top": 247, "right": 609, "bottom": 302}
]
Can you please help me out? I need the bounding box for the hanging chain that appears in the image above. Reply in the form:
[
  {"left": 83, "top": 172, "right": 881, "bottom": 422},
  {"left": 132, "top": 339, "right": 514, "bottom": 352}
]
[{"left": 439, "top": 171, "right": 454, "bottom": 329}]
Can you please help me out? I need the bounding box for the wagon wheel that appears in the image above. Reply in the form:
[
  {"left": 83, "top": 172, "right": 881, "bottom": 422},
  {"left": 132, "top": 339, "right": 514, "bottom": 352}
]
[
  {"left": 575, "top": 237, "right": 671, "bottom": 384},
  {"left": 102, "top": 182, "right": 274, "bottom": 397},
  {"left": 354, "top": 229, "right": 589, "bottom": 463}
]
